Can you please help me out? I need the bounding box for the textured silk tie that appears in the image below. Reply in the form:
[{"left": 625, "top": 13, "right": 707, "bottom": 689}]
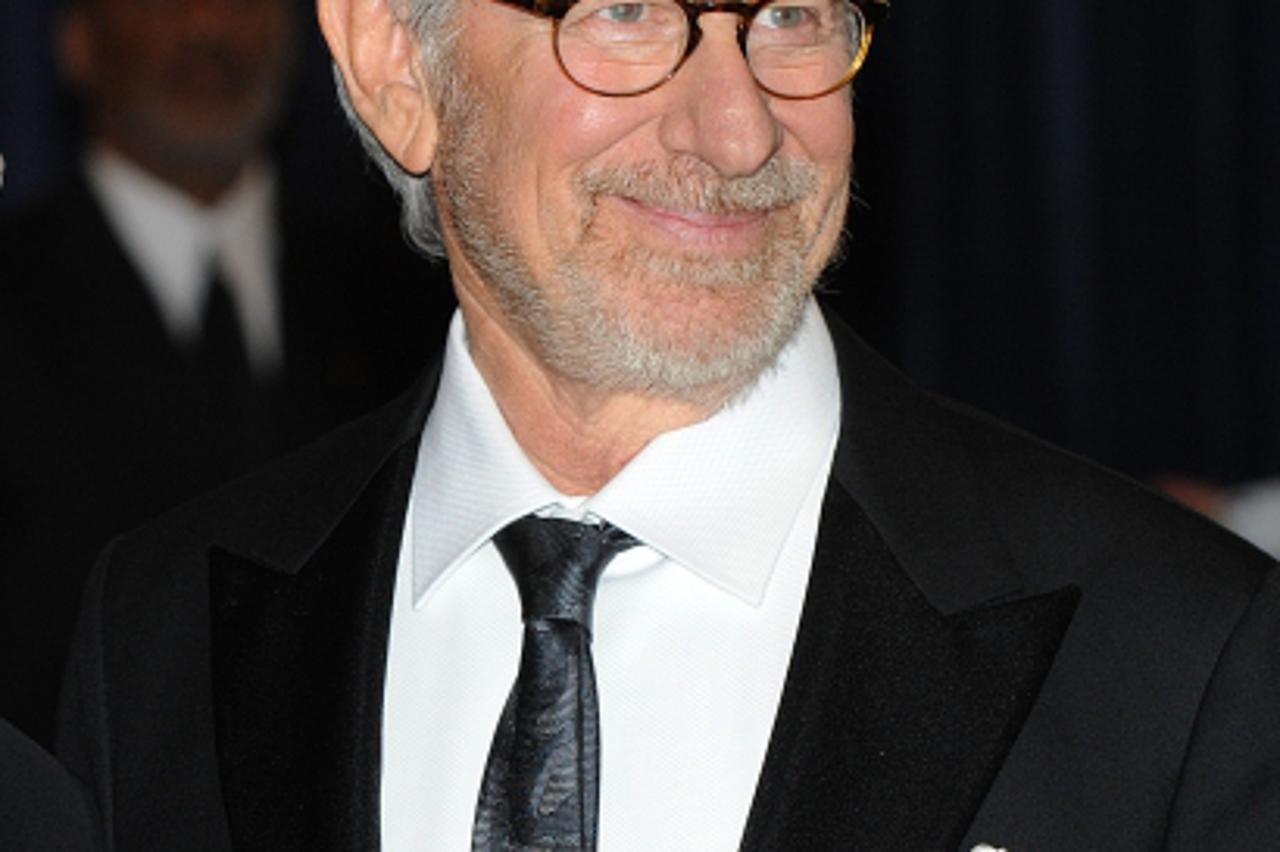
[{"left": 473, "top": 516, "right": 638, "bottom": 851}]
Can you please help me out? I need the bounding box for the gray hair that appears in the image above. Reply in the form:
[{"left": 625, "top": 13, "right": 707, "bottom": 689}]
[{"left": 332, "top": 0, "right": 461, "bottom": 259}]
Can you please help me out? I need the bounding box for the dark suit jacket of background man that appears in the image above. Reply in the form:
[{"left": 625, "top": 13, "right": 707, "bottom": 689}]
[
  {"left": 0, "top": 170, "right": 455, "bottom": 750},
  {"left": 56, "top": 307, "right": 1279, "bottom": 850}
]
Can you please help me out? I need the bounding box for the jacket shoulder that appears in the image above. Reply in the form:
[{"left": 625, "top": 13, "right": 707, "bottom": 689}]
[
  {"left": 823, "top": 307, "right": 1272, "bottom": 601},
  {"left": 936, "top": 390, "right": 1274, "bottom": 595},
  {"left": 100, "top": 365, "right": 435, "bottom": 586}
]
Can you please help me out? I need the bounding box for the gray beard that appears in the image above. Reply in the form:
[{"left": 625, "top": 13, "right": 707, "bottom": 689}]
[{"left": 435, "top": 82, "right": 833, "bottom": 406}]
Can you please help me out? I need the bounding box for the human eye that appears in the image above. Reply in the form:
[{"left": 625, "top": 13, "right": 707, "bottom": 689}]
[
  {"left": 570, "top": 0, "right": 674, "bottom": 27},
  {"left": 759, "top": 3, "right": 819, "bottom": 30},
  {"left": 566, "top": 0, "right": 682, "bottom": 40},
  {"left": 596, "top": 2, "right": 648, "bottom": 22}
]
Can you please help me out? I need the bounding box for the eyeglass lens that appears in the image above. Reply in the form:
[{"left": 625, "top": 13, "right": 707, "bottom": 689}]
[{"left": 555, "top": 0, "right": 867, "bottom": 98}]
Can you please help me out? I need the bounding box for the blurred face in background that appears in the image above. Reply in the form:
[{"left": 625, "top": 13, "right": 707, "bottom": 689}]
[{"left": 60, "top": 0, "right": 297, "bottom": 198}]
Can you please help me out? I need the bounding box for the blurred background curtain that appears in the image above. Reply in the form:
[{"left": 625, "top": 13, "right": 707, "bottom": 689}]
[
  {"left": 838, "top": 0, "right": 1280, "bottom": 484},
  {"left": 1, "top": 0, "right": 76, "bottom": 208},
  {"left": 5, "top": 0, "right": 1279, "bottom": 484}
]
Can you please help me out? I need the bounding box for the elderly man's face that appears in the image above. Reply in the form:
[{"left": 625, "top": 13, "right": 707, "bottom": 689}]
[{"left": 434, "top": 0, "right": 854, "bottom": 400}]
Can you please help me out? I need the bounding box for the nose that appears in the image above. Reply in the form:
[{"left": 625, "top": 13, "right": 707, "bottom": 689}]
[{"left": 656, "top": 15, "right": 783, "bottom": 178}]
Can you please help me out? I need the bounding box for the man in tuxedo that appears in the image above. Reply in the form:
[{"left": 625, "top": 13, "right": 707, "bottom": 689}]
[
  {"left": 0, "top": 0, "right": 449, "bottom": 750},
  {"left": 57, "top": 0, "right": 1278, "bottom": 848}
]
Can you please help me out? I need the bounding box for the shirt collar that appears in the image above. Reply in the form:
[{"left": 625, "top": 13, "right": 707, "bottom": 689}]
[
  {"left": 411, "top": 299, "right": 841, "bottom": 608},
  {"left": 84, "top": 145, "right": 278, "bottom": 364}
]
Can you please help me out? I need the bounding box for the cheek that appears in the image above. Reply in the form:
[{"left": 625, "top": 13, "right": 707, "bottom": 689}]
[
  {"left": 786, "top": 98, "right": 854, "bottom": 171},
  {"left": 785, "top": 100, "right": 853, "bottom": 188},
  {"left": 534, "top": 92, "right": 639, "bottom": 187},
  {"left": 524, "top": 95, "right": 652, "bottom": 252},
  {"left": 778, "top": 101, "right": 855, "bottom": 261}
]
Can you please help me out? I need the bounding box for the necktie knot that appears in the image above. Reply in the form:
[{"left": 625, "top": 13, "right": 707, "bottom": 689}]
[{"left": 493, "top": 516, "right": 637, "bottom": 629}]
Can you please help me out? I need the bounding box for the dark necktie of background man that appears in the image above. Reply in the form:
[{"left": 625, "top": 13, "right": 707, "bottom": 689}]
[
  {"left": 194, "top": 262, "right": 273, "bottom": 466},
  {"left": 198, "top": 263, "right": 253, "bottom": 409},
  {"left": 473, "top": 516, "right": 638, "bottom": 851}
]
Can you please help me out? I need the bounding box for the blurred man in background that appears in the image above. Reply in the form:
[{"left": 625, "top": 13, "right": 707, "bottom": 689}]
[
  {"left": 1160, "top": 475, "right": 1280, "bottom": 557},
  {"left": 0, "top": 0, "right": 451, "bottom": 750}
]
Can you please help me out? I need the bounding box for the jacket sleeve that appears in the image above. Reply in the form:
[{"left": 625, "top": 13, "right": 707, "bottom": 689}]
[{"left": 1163, "top": 563, "right": 1280, "bottom": 848}]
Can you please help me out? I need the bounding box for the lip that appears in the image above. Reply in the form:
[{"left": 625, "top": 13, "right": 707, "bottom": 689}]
[{"left": 610, "top": 196, "right": 770, "bottom": 252}]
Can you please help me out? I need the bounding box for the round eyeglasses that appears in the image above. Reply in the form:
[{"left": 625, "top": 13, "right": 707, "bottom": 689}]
[{"left": 495, "top": 0, "right": 888, "bottom": 99}]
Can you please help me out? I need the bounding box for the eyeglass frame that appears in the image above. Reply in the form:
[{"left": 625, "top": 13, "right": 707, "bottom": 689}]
[{"left": 491, "top": 0, "right": 889, "bottom": 100}]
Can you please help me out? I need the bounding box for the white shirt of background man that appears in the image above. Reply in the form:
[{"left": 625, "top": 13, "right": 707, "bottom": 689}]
[{"left": 84, "top": 144, "right": 282, "bottom": 377}]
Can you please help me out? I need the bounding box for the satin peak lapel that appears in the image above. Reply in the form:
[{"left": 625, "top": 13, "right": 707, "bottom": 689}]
[
  {"left": 209, "top": 439, "right": 417, "bottom": 851},
  {"left": 741, "top": 482, "right": 1079, "bottom": 850}
]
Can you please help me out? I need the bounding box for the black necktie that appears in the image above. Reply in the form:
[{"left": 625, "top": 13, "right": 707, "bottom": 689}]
[
  {"left": 473, "top": 516, "right": 638, "bottom": 851},
  {"left": 193, "top": 265, "right": 274, "bottom": 470},
  {"left": 198, "top": 265, "right": 251, "bottom": 396}
]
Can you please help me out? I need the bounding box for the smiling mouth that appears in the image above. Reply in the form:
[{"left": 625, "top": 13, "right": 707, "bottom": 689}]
[{"left": 612, "top": 196, "right": 773, "bottom": 252}]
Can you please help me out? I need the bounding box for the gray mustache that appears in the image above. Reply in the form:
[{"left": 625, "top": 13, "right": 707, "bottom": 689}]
[{"left": 577, "top": 157, "right": 819, "bottom": 216}]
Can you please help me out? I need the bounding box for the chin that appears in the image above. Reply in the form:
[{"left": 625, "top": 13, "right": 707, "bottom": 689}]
[{"left": 540, "top": 261, "right": 812, "bottom": 403}]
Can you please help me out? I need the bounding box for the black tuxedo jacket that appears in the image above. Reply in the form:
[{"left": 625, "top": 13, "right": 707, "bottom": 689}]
[
  {"left": 0, "top": 172, "right": 453, "bottom": 749},
  {"left": 57, "top": 312, "right": 1280, "bottom": 850}
]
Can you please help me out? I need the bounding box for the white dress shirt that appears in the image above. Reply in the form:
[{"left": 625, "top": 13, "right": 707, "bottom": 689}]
[
  {"left": 381, "top": 300, "right": 841, "bottom": 849},
  {"left": 1220, "top": 477, "right": 1280, "bottom": 558},
  {"left": 83, "top": 145, "right": 283, "bottom": 375}
]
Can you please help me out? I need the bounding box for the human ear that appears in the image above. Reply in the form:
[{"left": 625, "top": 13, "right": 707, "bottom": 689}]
[{"left": 317, "top": 0, "right": 439, "bottom": 174}]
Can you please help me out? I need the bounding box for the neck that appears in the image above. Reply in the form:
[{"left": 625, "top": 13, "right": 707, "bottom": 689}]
[
  {"left": 95, "top": 134, "right": 250, "bottom": 207},
  {"left": 457, "top": 286, "right": 724, "bottom": 496}
]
